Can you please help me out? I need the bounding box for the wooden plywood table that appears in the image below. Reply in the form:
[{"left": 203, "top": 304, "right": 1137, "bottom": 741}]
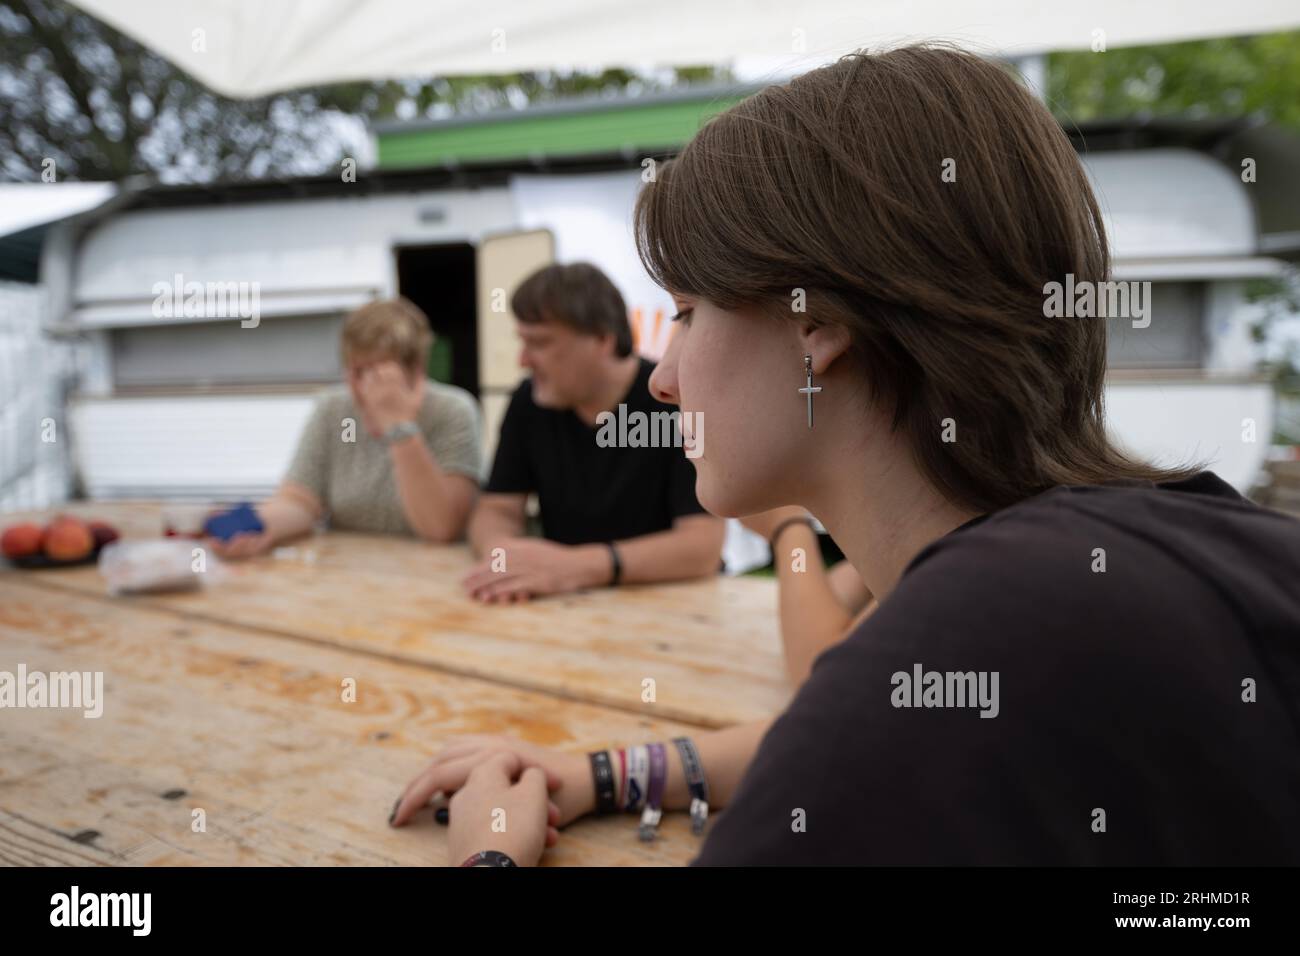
[{"left": 0, "top": 503, "right": 787, "bottom": 866}]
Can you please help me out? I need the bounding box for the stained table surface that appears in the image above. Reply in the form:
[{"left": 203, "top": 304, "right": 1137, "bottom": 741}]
[{"left": 0, "top": 502, "right": 786, "bottom": 866}]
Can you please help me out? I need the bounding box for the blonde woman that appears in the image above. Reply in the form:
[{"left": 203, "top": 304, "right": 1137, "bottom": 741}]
[{"left": 212, "top": 298, "right": 481, "bottom": 557}]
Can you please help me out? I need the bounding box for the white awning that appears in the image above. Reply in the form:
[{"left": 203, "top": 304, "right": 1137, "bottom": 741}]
[
  {"left": 67, "top": 0, "right": 1300, "bottom": 99},
  {"left": 0, "top": 183, "right": 117, "bottom": 239}
]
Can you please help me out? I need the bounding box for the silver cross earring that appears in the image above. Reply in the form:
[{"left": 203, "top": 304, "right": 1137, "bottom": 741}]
[{"left": 798, "top": 353, "right": 822, "bottom": 428}]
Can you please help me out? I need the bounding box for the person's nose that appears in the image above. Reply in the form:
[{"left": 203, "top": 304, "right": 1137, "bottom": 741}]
[{"left": 648, "top": 332, "right": 681, "bottom": 406}]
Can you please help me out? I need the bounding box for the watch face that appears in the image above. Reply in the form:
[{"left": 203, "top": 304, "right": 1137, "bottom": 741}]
[{"left": 470, "top": 851, "right": 516, "bottom": 866}]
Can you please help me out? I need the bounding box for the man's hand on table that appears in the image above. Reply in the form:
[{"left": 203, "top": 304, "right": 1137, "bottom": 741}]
[
  {"left": 461, "top": 537, "right": 610, "bottom": 602},
  {"left": 391, "top": 736, "right": 598, "bottom": 866}
]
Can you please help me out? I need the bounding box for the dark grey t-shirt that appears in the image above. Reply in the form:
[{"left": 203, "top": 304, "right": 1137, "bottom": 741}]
[{"left": 695, "top": 472, "right": 1300, "bottom": 865}]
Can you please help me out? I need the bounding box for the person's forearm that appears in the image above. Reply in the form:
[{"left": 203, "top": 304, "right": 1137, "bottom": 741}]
[
  {"left": 662, "top": 719, "right": 773, "bottom": 812},
  {"left": 388, "top": 434, "right": 474, "bottom": 543},
  {"left": 559, "top": 719, "right": 772, "bottom": 825},
  {"left": 769, "top": 523, "right": 859, "bottom": 684},
  {"left": 257, "top": 493, "right": 318, "bottom": 546},
  {"left": 827, "top": 558, "right": 873, "bottom": 614},
  {"left": 467, "top": 504, "right": 526, "bottom": 558},
  {"left": 609, "top": 518, "right": 724, "bottom": 585}
]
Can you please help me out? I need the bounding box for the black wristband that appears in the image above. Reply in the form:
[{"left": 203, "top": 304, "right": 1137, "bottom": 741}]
[
  {"left": 589, "top": 750, "right": 617, "bottom": 815},
  {"left": 769, "top": 516, "right": 815, "bottom": 549},
  {"left": 606, "top": 541, "right": 622, "bottom": 586},
  {"left": 672, "top": 736, "right": 710, "bottom": 835}
]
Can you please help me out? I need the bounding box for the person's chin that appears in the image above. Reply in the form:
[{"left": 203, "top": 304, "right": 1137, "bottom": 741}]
[
  {"left": 531, "top": 385, "right": 562, "bottom": 409},
  {"left": 693, "top": 468, "right": 741, "bottom": 519},
  {"left": 697, "top": 467, "right": 787, "bottom": 520}
]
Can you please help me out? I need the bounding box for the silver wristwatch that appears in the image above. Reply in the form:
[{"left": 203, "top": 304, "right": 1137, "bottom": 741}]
[{"left": 382, "top": 420, "right": 420, "bottom": 445}]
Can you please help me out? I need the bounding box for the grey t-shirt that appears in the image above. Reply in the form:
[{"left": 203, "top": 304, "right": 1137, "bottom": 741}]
[{"left": 284, "top": 381, "right": 482, "bottom": 535}]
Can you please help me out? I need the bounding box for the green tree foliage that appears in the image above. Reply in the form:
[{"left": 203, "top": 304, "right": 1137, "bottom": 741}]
[
  {"left": 1046, "top": 30, "right": 1300, "bottom": 132},
  {"left": 0, "top": 0, "right": 729, "bottom": 182}
]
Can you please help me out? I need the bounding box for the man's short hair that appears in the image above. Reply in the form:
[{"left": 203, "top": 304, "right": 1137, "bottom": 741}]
[
  {"left": 340, "top": 297, "right": 433, "bottom": 371},
  {"left": 511, "top": 262, "right": 633, "bottom": 358}
]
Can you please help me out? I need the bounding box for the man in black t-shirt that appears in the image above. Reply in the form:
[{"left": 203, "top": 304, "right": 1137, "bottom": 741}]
[{"left": 463, "top": 263, "right": 724, "bottom": 602}]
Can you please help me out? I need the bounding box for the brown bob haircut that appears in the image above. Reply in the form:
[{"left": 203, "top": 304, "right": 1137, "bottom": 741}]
[
  {"left": 634, "top": 44, "right": 1197, "bottom": 514},
  {"left": 512, "top": 262, "right": 634, "bottom": 358}
]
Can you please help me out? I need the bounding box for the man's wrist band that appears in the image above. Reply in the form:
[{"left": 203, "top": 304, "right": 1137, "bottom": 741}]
[
  {"left": 459, "top": 850, "right": 517, "bottom": 867},
  {"left": 672, "top": 736, "right": 710, "bottom": 836},
  {"left": 606, "top": 541, "right": 622, "bottom": 585},
  {"left": 769, "top": 515, "right": 815, "bottom": 548},
  {"left": 589, "top": 750, "right": 617, "bottom": 815}
]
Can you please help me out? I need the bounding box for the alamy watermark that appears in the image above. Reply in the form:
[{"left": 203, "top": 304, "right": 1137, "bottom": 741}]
[
  {"left": 152, "top": 272, "right": 261, "bottom": 328},
  {"left": 595, "top": 404, "right": 703, "bottom": 459},
  {"left": 0, "top": 665, "right": 103, "bottom": 718},
  {"left": 50, "top": 886, "right": 150, "bottom": 935},
  {"left": 890, "top": 662, "right": 999, "bottom": 718},
  {"left": 1043, "top": 274, "right": 1151, "bottom": 329}
]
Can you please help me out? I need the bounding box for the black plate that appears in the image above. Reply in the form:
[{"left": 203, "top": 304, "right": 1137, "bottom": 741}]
[{"left": 7, "top": 544, "right": 105, "bottom": 570}]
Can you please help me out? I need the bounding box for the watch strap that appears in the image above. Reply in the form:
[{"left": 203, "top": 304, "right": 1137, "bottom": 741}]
[
  {"left": 382, "top": 420, "right": 420, "bottom": 445},
  {"left": 459, "top": 850, "right": 517, "bottom": 867}
]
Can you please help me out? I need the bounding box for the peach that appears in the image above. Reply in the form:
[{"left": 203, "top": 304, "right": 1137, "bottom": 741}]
[
  {"left": 42, "top": 518, "right": 95, "bottom": 562},
  {"left": 1, "top": 523, "right": 44, "bottom": 559}
]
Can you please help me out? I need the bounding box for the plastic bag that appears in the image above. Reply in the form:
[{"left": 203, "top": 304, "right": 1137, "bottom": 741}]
[{"left": 98, "top": 539, "right": 224, "bottom": 595}]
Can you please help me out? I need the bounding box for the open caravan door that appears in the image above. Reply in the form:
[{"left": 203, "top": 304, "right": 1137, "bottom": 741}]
[{"left": 476, "top": 228, "right": 555, "bottom": 469}]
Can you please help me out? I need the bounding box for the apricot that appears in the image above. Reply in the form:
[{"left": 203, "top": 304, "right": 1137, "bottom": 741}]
[
  {"left": 42, "top": 518, "right": 95, "bottom": 562},
  {"left": 1, "top": 523, "right": 44, "bottom": 559}
]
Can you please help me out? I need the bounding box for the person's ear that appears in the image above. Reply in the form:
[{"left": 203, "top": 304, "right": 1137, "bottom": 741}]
[{"left": 800, "top": 323, "right": 851, "bottom": 375}]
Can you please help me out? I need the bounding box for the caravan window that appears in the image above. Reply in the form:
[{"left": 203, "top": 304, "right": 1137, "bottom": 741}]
[
  {"left": 1105, "top": 282, "right": 1205, "bottom": 370},
  {"left": 111, "top": 314, "right": 345, "bottom": 390}
]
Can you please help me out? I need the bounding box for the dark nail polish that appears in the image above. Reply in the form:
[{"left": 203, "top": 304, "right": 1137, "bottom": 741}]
[
  {"left": 388, "top": 798, "right": 401, "bottom": 826},
  {"left": 435, "top": 807, "right": 449, "bottom": 825}
]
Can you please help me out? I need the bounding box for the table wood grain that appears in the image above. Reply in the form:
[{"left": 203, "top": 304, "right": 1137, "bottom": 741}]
[
  {"left": 5, "top": 503, "right": 790, "bottom": 727},
  {"left": 0, "top": 503, "right": 788, "bottom": 866},
  {"left": 0, "top": 577, "right": 714, "bottom": 866}
]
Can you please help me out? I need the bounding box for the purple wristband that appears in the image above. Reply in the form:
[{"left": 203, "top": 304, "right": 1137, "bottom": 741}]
[{"left": 639, "top": 742, "right": 668, "bottom": 841}]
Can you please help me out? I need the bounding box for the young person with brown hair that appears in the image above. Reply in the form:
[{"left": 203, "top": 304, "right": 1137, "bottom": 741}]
[{"left": 393, "top": 45, "right": 1300, "bottom": 865}]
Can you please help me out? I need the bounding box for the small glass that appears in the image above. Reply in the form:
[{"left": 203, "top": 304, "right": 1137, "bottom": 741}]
[{"left": 161, "top": 503, "right": 213, "bottom": 539}]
